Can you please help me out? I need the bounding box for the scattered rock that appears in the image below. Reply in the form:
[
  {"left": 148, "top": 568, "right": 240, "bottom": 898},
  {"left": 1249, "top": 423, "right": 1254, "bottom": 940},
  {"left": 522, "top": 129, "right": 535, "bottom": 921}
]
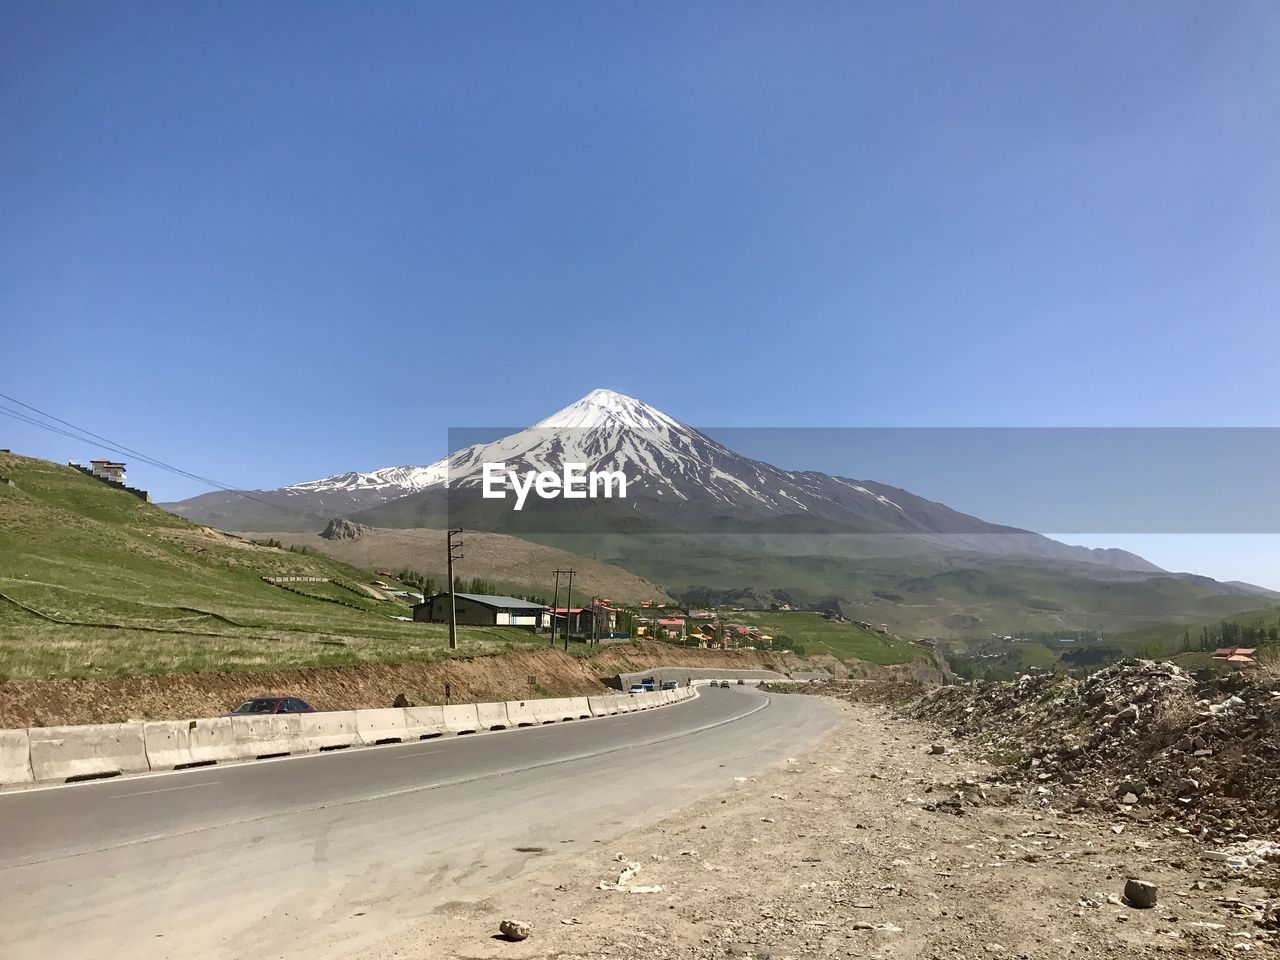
[
  {"left": 498, "top": 919, "right": 531, "bottom": 941},
  {"left": 1124, "top": 879, "right": 1159, "bottom": 909}
]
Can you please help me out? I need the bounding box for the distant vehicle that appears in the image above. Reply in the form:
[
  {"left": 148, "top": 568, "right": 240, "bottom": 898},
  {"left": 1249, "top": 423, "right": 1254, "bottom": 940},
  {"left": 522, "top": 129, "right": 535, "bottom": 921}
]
[
  {"left": 737, "top": 678, "right": 746, "bottom": 685},
  {"left": 627, "top": 684, "right": 646, "bottom": 694},
  {"left": 660, "top": 680, "right": 677, "bottom": 690},
  {"left": 228, "top": 696, "right": 316, "bottom": 716},
  {"left": 640, "top": 677, "right": 656, "bottom": 691},
  {"left": 718, "top": 680, "right": 730, "bottom": 688}
]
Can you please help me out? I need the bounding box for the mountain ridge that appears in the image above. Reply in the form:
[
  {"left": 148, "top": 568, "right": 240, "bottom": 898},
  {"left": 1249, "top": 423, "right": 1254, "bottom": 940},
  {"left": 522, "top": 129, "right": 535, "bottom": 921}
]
[{"left": 166, "top": 388, "right": 1162, "bottom": 574}]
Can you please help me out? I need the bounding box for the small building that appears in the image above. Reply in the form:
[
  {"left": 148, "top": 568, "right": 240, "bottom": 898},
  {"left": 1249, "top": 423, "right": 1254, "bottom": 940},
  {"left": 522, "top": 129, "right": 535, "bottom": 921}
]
[
  {"left": 89, "top": 459, "right": 127, "bottom": 483},
  {"left": 413, "top": 593, "right": 547, "bottom": 628},
  {"left": 1212, "top": 646, "right": 1259, "bottom": 669}
]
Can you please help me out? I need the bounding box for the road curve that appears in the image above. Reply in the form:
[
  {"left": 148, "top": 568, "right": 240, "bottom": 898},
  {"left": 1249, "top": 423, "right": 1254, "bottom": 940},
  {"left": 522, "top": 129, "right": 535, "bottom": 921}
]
[{"left": 0, "top": 686, "right": 837, "bottom": 960}]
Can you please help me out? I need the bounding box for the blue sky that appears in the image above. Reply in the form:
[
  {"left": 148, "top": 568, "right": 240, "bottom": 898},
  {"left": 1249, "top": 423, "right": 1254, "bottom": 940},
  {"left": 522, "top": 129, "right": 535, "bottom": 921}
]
[{"left": 4, "top": 3, "right": 1279, "bottom": 585}]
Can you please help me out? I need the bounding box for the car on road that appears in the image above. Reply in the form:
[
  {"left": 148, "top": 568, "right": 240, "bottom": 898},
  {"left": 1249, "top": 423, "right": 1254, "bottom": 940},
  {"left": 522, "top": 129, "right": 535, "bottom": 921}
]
[
  {"left": 627, "top": 684, "right": 646, "bottom": 694},
  {"left": 227, "top": 696, "right": 316, "bottom": 716},
  {"left": 640, "top": 677, "right": 656, "bottom": 691},
  {"left": 660, "top": 681, "right": 678, "bottom": 690},
  {"left": 737, "top": 679, "right": 746, "bottom": 685},
  {"left": 718, "top": 680, "right": 730, "bottom": 688}
]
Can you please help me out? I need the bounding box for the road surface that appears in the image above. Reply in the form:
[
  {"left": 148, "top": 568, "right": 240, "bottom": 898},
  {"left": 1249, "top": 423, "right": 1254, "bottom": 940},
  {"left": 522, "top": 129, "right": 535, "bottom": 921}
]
[{"left": 0, "top": 686, "right": 837, "bottom": 960}]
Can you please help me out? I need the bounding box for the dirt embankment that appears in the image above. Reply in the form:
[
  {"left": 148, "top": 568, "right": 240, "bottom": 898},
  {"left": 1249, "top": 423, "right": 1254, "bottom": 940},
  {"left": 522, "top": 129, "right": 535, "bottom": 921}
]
[
  {"left": 0, "top": 640, "right": 945, "bottom": 727},
  {"left": 0, "top": 649, "right": 610, "bottom": 727},
  {"left": 589, "top": 640, "right": 799, "bottom": 676}
]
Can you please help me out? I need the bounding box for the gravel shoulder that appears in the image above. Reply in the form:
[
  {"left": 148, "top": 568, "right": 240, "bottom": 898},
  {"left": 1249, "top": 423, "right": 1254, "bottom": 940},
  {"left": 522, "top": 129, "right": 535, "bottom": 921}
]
[{"left": 362, "top": 698, "right": 1277, "bottom": 959}]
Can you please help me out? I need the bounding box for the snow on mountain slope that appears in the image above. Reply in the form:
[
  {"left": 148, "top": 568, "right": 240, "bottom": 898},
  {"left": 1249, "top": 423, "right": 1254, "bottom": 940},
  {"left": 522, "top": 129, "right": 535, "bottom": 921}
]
[{"left": 166, "top": 388, "right": 1161, "bottom": 572}]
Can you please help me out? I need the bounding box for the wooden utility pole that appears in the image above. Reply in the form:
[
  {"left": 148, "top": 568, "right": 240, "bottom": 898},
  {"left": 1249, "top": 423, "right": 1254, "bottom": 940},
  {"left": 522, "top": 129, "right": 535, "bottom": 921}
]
[
  {"left": 562, "top": 568, "right": 576, "bottom": 651},
  {"left": 446, "top": 528, "right": 463, "bottom": 651},
  {"left": 550, "top": 569, "right": 565, "bottom": 647},
  {"left": 589, "top": 595, "right": 599, "bottom": 646}
]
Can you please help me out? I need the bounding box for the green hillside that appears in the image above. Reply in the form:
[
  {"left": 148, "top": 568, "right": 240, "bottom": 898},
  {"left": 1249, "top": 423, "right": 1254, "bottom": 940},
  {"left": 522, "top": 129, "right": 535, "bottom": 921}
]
[
  {"left": 0, "top": 453, "right": 551, "bottom": 679},
  {"left": 534, "top": 533, "right": 1276, "bottom": 639},
  {"left": 725, "top": 610, "right": 927, "bottom": 665}
]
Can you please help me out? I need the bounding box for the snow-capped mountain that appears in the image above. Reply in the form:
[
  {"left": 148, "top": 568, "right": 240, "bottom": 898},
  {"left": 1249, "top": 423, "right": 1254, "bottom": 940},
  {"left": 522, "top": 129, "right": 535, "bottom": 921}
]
[{"left": 166, "top": 388, "right": 1159, "bottom": 573}]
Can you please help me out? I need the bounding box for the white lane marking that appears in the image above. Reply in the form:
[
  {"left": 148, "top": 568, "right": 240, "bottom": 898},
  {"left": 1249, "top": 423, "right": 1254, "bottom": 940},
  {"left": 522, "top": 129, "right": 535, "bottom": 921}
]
[
  {"left": 390, "top": 749, "right": 446, "bottom": 760},
  {"left": 109, "top": 781, "right": 221, "bottom": 799}
]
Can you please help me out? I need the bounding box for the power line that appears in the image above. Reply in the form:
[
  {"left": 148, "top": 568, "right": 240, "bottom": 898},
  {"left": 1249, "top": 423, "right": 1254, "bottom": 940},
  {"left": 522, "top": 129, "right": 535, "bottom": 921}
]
[{"left": 0, "top": 392, "right": 331, "bottom": 524}]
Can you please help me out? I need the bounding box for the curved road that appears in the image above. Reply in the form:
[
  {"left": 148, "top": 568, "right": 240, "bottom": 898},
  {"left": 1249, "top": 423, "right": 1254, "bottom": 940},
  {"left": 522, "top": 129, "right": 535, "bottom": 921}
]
[{"left": 0, "top": 686, "right": 836, "bottom": 960}]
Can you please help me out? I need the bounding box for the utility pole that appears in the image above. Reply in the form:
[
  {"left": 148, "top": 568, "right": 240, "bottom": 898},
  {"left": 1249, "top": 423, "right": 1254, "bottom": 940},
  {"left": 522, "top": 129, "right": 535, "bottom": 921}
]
[
  {"left": 446, "top": 528, "right": 463, "bottom": 651},
  {"left": 550, "top": 569, "right": 565, "bottom": 647},
  {"left": 590, "top": 595, "right": 599, "bottom": 646},
  {"left": 562, "top": 568, "right": 575, "bottom": 651}
]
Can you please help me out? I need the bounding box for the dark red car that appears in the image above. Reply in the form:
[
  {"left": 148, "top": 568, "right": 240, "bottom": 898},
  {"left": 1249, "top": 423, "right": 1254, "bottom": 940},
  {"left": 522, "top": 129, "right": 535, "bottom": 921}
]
[{"left": 227, "top": 696, "right": 316, "bottom": 716}]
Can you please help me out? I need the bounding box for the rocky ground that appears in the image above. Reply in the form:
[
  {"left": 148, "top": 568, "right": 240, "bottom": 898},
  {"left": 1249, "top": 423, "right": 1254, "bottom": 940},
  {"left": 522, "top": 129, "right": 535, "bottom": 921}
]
[{"left": 359, "top": 694, "right": 1278, "bottom": 960}]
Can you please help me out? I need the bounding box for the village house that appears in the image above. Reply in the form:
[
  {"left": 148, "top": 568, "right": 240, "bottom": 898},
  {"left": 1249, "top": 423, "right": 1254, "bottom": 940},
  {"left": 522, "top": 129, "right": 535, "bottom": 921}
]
[
  {"left": 413, "top": 593, "right": 547, "bottom": 629},
  {"left": 1212, "top": 646, "right": 1259, "bottom": 669}
]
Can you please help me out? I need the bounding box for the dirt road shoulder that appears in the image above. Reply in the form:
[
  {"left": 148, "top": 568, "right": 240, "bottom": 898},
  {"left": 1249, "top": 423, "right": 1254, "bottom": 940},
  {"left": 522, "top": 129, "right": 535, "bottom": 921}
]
[{"left": 361, "top": 697, "right": 1277, "bottom": 959}]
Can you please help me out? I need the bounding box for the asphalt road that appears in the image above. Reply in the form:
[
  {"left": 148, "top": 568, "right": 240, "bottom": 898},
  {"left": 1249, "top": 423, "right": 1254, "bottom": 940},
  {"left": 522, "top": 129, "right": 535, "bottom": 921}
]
[{"left": 0, "top": 686, "right": 837, "bottom": 960}]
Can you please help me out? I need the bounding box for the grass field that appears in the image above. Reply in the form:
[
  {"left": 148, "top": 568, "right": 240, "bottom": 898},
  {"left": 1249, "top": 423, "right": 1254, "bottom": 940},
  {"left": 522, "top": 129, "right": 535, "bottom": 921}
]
[
  {"left": 726, "top": 610, "right": 928, "bottom": 665},
  {"left": 0, "top": 453, "right": 582, "bottom": 679}
]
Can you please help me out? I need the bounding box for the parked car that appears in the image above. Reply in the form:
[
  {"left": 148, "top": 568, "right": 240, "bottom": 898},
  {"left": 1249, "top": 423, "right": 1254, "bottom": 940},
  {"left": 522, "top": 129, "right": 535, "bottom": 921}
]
[
  {"left": 627, "top": 684, "right": 646, "bottom": 694},
  {"left": 640, "top": 677, "right": 656, "bottom": 691},
  {"left": 660, "top": 681, "right": 678, "bottom": 690},
  {"left": 227, "top": 696, "right": 316, "bottom": 716}
]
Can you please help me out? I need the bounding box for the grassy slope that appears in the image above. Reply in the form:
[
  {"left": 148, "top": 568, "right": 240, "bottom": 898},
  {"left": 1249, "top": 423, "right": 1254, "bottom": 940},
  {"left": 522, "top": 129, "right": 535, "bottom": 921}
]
[
  {"left": 723, "top": 611, "right": 927, "bottom": 665},
  {"left": 0, "top": 453, "right": 555, "bottom": 679},
  {"left": 545, "top": 533, "right": 1274, "bottom": 638},
  {"left": 251, "top": 526, "right": 673, "bottom": 605}
]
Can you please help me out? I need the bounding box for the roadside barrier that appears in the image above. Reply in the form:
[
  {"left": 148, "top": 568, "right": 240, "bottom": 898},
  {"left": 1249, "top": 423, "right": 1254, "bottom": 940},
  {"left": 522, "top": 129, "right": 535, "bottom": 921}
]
[
  {"left": 301, "top": 711, "right": 361, "bottom": 751},
  {"left": 228, "top": 714, "right": 308, "bottom": 759},
  {"left": 503, "top": 700, "right": 539, "bottom": 727},
  {"left": 476, "top": 701, "right": 510, "bottom": 731},
  {"left": 403, "top": 705, "right": 447, "bottom": 739},
  {"left": 531, "top": 697, "right": 567, "bottom": 724},
  {"left": 2, "top": 682, "right": 706, "bottom": 787},
  {"left": 587, "top": 695, "right": 619, "bottom": 717},
  {"left": 355, "top": 708, "right": 409, "bottom": 745},
  {"left": 28, "top": 723, "right": 150, "bottom": 782},
  {"left": 0, "top": 729, "right": 33, "bottom": 784},
  {"left": 143, "top": 717, "right": 235, "bottom": 770},
  {"left": 441, "top": 703, "right": 480, "bottom": 735}
]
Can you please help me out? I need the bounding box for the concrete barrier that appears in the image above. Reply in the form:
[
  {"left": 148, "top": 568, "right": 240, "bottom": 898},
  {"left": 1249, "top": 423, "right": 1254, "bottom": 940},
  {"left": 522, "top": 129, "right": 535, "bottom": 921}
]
[
  {"left": 442, "top": 704, "right": 480, "bottom": 735},
  {"left": 28, "top": 723, "right": 149, "bottom": 782},
  {"left": 0, "top": 729, "right": 33, "bottom": 784},
  {"left": 564, "top": 696, "right": 592, "bottom": 720},
  {"left": 530, "top": 697, "right": 563, "bottom": 724},
  {"left": 143, "top": 717, "right": 236, "bottom": 770},
  {"left": 476, "top": 701, "right": 510, "bottom": 730},
  {"left": 403, "top": 705, "right": 448, "bottom": 739},
  {"left": 503, "top": 700, "right": 539, "bottom": 727},
  {"left": 228, "top": 714, "right": 308, "bottom": 759},
  {"left": 354, "top": 708, "right": 409, "bottom": 745},
  {"left": 300, "top": 710, "right": 360, "bottom": 750},
  {"left": 588, "top": 695, "right": 619, "bottom": 717}
]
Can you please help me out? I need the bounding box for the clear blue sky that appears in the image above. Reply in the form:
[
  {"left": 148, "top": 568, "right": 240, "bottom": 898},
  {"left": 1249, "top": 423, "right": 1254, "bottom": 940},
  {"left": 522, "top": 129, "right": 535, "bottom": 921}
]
[{"left": 4, "top": 3, "right": 1279, "bottom": 584}]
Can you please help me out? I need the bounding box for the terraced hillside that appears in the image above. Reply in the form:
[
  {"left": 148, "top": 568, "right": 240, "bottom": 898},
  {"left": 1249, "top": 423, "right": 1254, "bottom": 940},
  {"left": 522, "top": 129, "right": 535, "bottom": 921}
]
[{"left": 0, "top": 453, "right": 552, "bottom": 679}]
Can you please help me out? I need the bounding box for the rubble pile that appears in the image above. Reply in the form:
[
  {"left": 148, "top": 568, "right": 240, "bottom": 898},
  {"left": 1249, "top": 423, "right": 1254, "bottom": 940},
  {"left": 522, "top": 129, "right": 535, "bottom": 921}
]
[{"left": 906, "top": 660, "right": 1280, "bottom": 842}]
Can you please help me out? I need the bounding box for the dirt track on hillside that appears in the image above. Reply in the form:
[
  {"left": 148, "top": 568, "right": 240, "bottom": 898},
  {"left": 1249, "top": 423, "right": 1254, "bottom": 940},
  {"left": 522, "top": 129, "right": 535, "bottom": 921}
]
[{"left": 363, "top": 698, "right": 1279, "bottom": 960}]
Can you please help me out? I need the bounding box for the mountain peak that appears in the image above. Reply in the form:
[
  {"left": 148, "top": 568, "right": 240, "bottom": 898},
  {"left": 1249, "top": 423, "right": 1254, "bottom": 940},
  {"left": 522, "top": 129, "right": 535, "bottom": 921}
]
[{"left": 533, "top": 388, "right": 690, "bottom": 435}]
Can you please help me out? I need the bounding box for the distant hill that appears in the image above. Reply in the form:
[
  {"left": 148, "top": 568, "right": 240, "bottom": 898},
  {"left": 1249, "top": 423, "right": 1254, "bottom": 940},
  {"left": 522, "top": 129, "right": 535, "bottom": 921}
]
[
  {"left": 247, "top": 525, "right": 673, "bottom": 605},
  {"left": 161, "top": 389, "right": 1276, "bottom": 637}
]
